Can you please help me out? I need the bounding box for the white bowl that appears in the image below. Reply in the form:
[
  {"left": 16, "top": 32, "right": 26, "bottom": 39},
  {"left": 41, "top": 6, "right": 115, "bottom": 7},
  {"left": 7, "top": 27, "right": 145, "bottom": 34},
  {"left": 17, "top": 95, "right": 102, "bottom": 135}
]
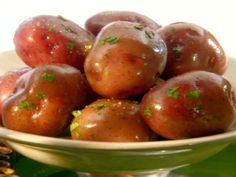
[{"left": 0, "top": 51, "right": 236, "bottom": 176}]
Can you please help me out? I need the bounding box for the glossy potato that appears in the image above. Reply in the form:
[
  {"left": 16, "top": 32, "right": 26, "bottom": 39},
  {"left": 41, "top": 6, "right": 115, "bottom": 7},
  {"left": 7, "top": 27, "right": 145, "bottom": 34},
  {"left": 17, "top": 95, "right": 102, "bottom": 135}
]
[
  {"left": 140, "top": 71, "right": 236, "bottom": 139},
  {"left": 70, "top": 99, "right": 151, "bottom": 142},
  {"left": 85, "top": 11, "right": 161, "bottom": 36},
  {"left": 157, "top": 22, "right": 227, "bottom": 79},
  {"left": 2, "top": 64, "right": 89, "bottom": 136},
  {"left": 14, "top": 15, "right": 95, "bottom": 71},
  {"left": 84, "top": 21, "right": 167, "bottom": 99},
  {"left": 0, "top": 67, "right": 31, "bottom": 120}
]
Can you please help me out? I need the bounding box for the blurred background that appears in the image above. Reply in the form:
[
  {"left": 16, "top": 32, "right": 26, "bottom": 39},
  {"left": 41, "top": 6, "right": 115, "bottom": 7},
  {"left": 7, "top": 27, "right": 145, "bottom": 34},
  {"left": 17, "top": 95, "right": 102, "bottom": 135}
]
[{"left": 0, "top": 0, "right": 235, "bottom": 57}]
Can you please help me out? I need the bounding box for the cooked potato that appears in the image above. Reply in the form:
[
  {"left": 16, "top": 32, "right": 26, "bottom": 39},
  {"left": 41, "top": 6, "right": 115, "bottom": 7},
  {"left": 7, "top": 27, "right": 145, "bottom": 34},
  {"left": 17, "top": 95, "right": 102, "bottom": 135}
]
[
  {"left": 14, "top": 15, "right": 94, "bottom": 71},
  {"left": 0, "top": 67, "right": 31, "bottom": 121},
  {"left": 2, "top": 64, "right": 89, "bottom": 136},
  {"left": 141, "top": 71, "right": 236, "bottom": 139},
  {"left": 157, "top": 22, "right": 227, "bottom": 79},
  {"left": 71, "top": 99, "right": 151, "bottom": 142},
  {"left": 84, "top": 21, "right": 167, "bottom": 99},
  {"left": 85, "top": 11, "right": 161, "bottom": 36}
]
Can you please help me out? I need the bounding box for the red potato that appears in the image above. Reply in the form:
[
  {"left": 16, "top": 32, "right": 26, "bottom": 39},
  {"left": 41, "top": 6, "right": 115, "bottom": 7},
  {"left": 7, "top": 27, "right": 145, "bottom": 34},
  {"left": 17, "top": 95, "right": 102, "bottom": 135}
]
[
  {"left": 85, "top": 11, "right": 161, "bottom": 36},
  {"left": 2, "top": 64, "right": 89, "bottom": 136},
  {"left": 84, "top": 21, "right": 167, "bottom": 99},
  {"left": 157, "top": 22, "right": 227, "bottom": 79},
  {"left": 0, "top": 67, "right": 31, "bottom": 120},
  {"left": 70, "top": 99, "right": 151, "bottom": 142},
  {"left": 140, "top": 71, "right": 236, "bottom": 139},
  {"left": 14, "top": 15, "right": 95, "bottom": 71}
]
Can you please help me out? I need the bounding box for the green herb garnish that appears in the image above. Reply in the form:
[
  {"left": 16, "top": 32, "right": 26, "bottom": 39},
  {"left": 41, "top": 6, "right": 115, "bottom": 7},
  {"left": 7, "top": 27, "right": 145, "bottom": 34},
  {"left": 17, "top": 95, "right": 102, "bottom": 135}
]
[
  {"left": 35, "top": 92, "right": 46, "bottom": 99},
  {"left": 167, "top": 86, "right": 180, "bottom": 99},
  {"left": 72, "top": 110, "right": 81, "bottom": 118},
  {"left": 67, "top": 42, "right": 75, "bottom": 49},
  {"left": 172, "top": 45, "right": 183, "bottom": 58},
  {"left": 75, "top": 132, "right": 81, "bottom": 139},
  {"left": 70, "top": 122, "right": 80, "bottom": 132},
  {"left": 143, "top": 107, "right": 152, "bottom": 118},
  {"left": 100, "top": 36, "right": 119, "bottom": 45},
  {"left": 91, "top": 133, "right": 97, "bottom": 139},
  {"left": 48, "top": 25, "right": 54, "bottom": 32},
  {"left": 185, "top": 90, "right": 200, "bottom": 99},
  {"left": 134, "top": 24, "right": 144, "bottom": 31},
  {"left": 96, "top": 103, "right": 108, "bottom": 110},
  {"left": 41, "top": 73, "right": 55, "bottom": 82},
  {"left": 145, "top": 30, "right": 155, "bottom": 39},
  {"left": 62, "top": 24, "right": 77, "bottom": 34},
  {"left": 171, "top": 27, "right": 177, "bottom": 33},
  {"left": 17, "top": 101, "right": 36, "bottom": 109},
  {"left": 57, "top": 15, "right": 66, "bottom": 21},
  {"left": 194, "top": 103, "right": 203, "bottom": 111}
]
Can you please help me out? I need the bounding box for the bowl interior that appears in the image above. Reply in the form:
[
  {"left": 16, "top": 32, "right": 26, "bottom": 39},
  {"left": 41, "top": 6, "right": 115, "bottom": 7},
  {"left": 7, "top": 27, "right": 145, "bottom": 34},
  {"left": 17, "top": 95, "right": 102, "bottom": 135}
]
[{"left": 0, "top": 51, "right": 236, "bottom": 174}]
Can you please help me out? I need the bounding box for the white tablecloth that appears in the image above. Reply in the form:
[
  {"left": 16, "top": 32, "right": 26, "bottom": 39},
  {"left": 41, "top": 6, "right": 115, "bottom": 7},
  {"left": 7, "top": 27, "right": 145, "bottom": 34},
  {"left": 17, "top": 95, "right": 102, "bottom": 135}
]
[{"left": 0, "top": 0, "right": 235, "bottom": 57}]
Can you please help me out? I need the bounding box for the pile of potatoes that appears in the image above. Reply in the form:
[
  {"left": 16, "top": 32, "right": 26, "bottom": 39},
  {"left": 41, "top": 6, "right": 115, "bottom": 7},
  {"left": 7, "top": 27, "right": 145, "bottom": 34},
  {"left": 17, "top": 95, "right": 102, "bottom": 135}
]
[{"left": 0, "top": 11, "right": 235, "bottom": 141}]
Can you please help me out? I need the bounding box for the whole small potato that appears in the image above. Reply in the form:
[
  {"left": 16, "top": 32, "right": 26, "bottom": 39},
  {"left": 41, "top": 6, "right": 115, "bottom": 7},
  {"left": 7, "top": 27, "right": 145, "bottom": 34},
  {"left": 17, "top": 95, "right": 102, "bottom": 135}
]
[
  {"left": 14, "top": 15, "right": 95, "bottom": 71},
  {"left": 140, "top": 71, "right": 236, "bottom": 139},
  {"left": 70, "top": 99, "right": 151, "bottom": 142},
  {"left": 85, "top": 11, "right": 161, "bottom": 36},
  {"left": 0, "top": 67, "right": 31, "bottom": 120},
  {"left": 157, "top": 22, "right": 227, "bottom": 79},
  {"left": 2, "top": 64, "right": 89, "bottom": 136},
  {"left": 85, "top": 21, "right": 167, "bottom": 99}
]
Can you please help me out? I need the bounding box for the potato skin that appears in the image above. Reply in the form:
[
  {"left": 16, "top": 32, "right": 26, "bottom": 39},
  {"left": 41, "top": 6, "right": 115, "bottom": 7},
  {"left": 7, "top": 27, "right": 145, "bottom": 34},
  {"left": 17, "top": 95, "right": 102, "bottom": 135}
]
[
  {"left": 140, "top": 71, "right": 236, "bottom": 139},
  {"left": 157, "top": 22, "right": 227, "bottom": 79},
  {"left": 70, "top": 99, "right": 151, "bottom": 142},
  {"left": 0, "top": 67, "right": 31, "bottom": 120},
  {"left": 85, "top": 11, "right": 161, "bottom": 36},
  {"left": 14, "top": 15, "right": 94, "bottom": 71},
  {"left": 2, "top": 64, "right": 89, "bottom": 136},
  {"left": 84, "top": 21, "right": 167, "bottom": 99}
]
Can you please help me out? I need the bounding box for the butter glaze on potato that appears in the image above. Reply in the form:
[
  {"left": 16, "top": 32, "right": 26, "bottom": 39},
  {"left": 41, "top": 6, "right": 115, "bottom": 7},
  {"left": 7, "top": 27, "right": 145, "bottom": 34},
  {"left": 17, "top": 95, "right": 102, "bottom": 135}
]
[
  {"left": 2, "top": 64, "right": 89, "bottom": 136},
  {"left": 141, "top": 71, "right": 236, "bottom": 139},
  {"left": 84, "top": 21, "right": 167, "bottom": 99},
  {"left": 71, "top": 99, "right": 151, "bottom": 142},
  {"left": 14, "top": 15, "right": 95, "bottom": 71},
  {"left": 157, "top": 22, "right": 227, "bottom": 79},
  {"left": 85, "top": 11, "right": 161, "bottom": 36}
]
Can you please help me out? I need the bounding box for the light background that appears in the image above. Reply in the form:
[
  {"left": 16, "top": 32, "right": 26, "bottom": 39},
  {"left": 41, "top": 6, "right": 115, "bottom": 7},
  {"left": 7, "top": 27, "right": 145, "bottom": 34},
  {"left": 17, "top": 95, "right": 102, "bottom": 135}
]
[{"left": 0, "top": 0, "right": 235, "bottom": 57}]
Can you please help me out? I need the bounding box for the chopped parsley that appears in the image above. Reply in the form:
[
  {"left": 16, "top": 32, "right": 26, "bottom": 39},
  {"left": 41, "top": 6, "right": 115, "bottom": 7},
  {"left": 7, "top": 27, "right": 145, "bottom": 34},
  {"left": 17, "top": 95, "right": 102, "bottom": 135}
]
[
  {"left": 188, "top": 28, "right": 198, "bottom": 34},
  {"left": 134, "top": 24, "right": 145, "bottom": 31},
  {"left": 72, "top": 110, "right": 81, "bottom": 118},
  {"left": 67, "top": 42, "right": 75, "bottom": 49},
  {"left": 171, "top": 27, "right": 177, "bottom": 33},
  {"left": 17, "top": 101, "right": 36, "bottom": 109},
  {"left": 91, "top": 133, "right": 97, "bottom": 139},
  {"left": 143, "top": 107, "right": 152, "bottom": 118},
  {"left": 62, "top": 25, "right": 77, "bottom": 34},
  {"left": 185, "top": 90, "right": 200, "bottom": 99},
  {"left": 172, "top": 45, "right": 184, "bottom": 58},
  {"left": 194, "top": 103, "right": 203, "bottom": 111},
  {"left": 48, "top": 25, "right": 54, "bottom": 32},
  {"left": 167, "top": 86, "right": 180, "bottom": 99},
  {"left": 96, "top": 103, "right": 108, "bottom": 110},
  {"left": 75, "top": 132, "right": 81, "bottom": 140},
  {"left": 145, "top": 30, "right": 155, "bottom": 39},
  {"left": 35, "top": 92, "right": 46, "bottom": 99},
  {"left": 57, "top": 15, "right": 66, "bottom": 21},
  {"left": 70, "top": 122, "right": 80, "bottom": 132},
  {"left": 41, "top": 73, "right": 55, "bottom": 82},
  {"left": 100, "top": 36, "right": 119, "bottom": 45}
]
